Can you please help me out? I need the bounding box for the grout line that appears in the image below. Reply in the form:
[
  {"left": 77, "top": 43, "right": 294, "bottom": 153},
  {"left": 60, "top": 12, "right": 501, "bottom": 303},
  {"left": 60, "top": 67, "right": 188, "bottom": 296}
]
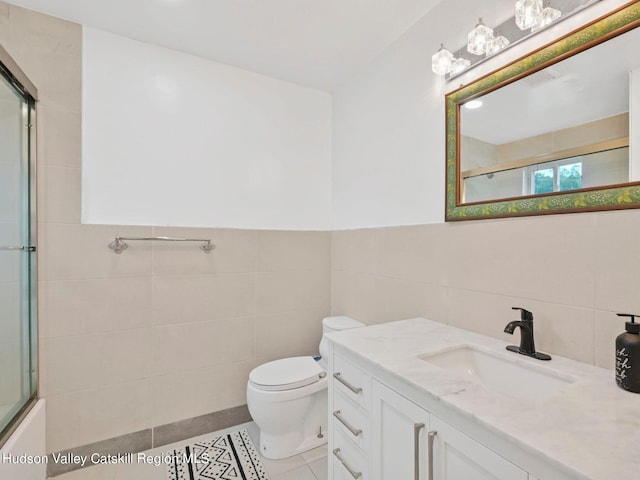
[{"left": 590, "top": 214, "right": 599, "bottom": 365}]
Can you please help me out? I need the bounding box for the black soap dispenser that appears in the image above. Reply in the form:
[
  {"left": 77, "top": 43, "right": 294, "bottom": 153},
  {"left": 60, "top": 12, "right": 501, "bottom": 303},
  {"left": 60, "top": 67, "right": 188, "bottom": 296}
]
[{"left": 615, "top": 313, "right": 640, "bottom": 393}]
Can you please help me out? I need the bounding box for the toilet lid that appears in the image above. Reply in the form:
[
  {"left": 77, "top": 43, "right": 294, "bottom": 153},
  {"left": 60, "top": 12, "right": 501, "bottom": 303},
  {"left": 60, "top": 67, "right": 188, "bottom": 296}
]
[{"left": 249, "top": 356, "right": 324, "bottom": 391}]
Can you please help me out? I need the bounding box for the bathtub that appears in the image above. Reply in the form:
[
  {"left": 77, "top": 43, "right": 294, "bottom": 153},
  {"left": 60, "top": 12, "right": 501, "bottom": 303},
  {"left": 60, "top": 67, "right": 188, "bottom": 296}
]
[{"left": 0, "top": 399, "right": 46, "bottom": 480}]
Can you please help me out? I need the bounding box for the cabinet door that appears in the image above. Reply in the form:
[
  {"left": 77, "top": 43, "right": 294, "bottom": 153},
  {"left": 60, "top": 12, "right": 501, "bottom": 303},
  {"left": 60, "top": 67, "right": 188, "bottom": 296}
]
[
  {"left": 430, "top": 415, "right": 528, "bottom": 480},
  {"left": 371, "top": 380, "right": 430, "bottom": 480}
]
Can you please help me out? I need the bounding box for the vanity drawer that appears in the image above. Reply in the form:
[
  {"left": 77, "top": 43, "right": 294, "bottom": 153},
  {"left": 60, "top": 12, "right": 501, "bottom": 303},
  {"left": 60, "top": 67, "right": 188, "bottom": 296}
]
[
  {"left": 333, "top": 426, "right": 369, "bottom": 480},
  {"left": 333, "top": 390, "right": 369, "bottom": 452},
  {"left": 333, "top": 354, "right": 371, "bottom": 411}
]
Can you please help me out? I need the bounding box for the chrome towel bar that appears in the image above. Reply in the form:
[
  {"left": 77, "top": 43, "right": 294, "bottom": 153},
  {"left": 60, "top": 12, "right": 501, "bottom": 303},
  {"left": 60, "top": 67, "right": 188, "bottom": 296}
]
[
  {"left": 0, "top": 245, "right": 36, "bottom": 251},
  {"left": 108, "top": 236, "right": 215, "bottom": 254}
]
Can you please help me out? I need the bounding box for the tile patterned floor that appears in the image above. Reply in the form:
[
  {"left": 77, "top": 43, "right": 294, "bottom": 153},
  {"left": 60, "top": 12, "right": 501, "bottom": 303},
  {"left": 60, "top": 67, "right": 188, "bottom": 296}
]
[{"left": 50, "top": 422, "right": 328, "bottom": 480}]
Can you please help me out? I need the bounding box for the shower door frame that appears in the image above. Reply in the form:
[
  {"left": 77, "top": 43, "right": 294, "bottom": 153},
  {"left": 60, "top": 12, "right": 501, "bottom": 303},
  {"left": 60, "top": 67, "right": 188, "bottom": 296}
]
[{"left": 0, "top": 42, "right": 38, "bottom": 449}]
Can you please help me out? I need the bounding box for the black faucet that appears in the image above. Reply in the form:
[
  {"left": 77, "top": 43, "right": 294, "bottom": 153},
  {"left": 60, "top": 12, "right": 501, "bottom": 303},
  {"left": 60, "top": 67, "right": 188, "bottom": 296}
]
[{"left": 504, "top": 307, "right": 551, "bottom": 361}]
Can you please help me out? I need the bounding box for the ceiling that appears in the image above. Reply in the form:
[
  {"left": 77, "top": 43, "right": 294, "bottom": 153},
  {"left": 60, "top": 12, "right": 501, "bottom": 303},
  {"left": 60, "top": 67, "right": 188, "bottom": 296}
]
[
  {"left": 5, "top": 0, "right": 446, "bottom": 91},
  {"left": 461, "top": 25, "right": 640, "bottom": 145}
]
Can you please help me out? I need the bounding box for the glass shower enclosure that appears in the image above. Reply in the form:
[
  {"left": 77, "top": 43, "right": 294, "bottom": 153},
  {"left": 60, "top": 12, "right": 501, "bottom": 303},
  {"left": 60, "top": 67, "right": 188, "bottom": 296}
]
[{"left": 0, "top": 47, "right": 37, "bottom": 445}]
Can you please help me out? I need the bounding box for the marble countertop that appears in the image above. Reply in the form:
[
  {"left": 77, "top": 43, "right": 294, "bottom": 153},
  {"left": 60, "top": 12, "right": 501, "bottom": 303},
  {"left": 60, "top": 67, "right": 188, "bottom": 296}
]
[{"left": 326, "top": 318, "right": 640, "bottom": 480}]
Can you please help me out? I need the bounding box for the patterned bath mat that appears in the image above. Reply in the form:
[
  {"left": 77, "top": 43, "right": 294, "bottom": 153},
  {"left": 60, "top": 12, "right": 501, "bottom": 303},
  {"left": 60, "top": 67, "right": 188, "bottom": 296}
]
[{"left": 165, "top": 429, "right": 270, "bottom": 480}]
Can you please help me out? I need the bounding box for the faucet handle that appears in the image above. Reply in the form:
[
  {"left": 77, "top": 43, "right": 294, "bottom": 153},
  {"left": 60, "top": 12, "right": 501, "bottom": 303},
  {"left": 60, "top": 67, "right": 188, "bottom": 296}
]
[{"left": 512, "top": 307, "right": 533, "bottom": 323}]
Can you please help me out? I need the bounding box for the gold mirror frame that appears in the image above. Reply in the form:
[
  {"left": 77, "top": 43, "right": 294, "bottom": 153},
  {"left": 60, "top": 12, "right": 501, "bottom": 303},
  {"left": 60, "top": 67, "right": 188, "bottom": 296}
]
[{"left": 445, "top": 1, "right": 640, "bottom": 221}]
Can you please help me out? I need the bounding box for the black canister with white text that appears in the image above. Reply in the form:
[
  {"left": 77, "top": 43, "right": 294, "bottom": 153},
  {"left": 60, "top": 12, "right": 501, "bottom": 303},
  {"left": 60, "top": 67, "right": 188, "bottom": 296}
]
[{"left": 616, "top": 313, "right": 640, "bottom": 393}]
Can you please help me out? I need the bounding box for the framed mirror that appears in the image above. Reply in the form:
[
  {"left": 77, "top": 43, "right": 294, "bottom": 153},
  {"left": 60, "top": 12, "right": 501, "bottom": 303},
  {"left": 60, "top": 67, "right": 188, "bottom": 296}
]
[{"left": 445, "top": 2, "right": 640, "bottom": 221}]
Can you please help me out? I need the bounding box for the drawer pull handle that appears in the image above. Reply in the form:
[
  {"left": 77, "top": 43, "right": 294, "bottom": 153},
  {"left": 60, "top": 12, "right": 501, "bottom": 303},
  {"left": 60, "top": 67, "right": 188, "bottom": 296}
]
[
  {"left": 414, "top": 423, "right": 425, "bottom": 480},
  {"left": 333, "top": 372, "right": 363, "bottom": 395},
  {"left": 333, "top": 410, "right": 363, "bottom": 437},
  {"left": 333, "top": 448, "right": 362, "bottom": 480},
  {"left": 428, "top": 430, "right": 438, "bottom": 480}
]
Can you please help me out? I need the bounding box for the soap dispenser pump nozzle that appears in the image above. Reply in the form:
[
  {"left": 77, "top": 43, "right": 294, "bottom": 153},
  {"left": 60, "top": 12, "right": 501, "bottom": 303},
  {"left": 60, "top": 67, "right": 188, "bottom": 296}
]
[{"left": 617, "top": 313, "right": 640, "bottom": 334}]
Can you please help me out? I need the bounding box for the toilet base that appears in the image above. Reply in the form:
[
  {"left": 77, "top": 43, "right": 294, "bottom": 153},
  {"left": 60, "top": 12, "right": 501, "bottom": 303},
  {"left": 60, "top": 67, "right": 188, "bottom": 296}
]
[
  {"left": 249, "top": 384, "right": 329, "bottom": 460},
  {"left": 259, "top": 428, "right": 327, "bottom": 460}
]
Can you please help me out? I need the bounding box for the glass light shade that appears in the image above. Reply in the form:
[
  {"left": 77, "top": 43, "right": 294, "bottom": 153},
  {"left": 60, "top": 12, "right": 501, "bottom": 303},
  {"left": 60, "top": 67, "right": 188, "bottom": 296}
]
[
  {"left": 515, "top": 0, "right": 543, "bottom": 30},
  {"left": 532, "top": 6, "right": 562, "bottom": 31},
  {"left": 467, "top": 19, "right": 494, "bottom": 56},
  {"left": 432, "top": 44, "right": 454, "bottom": 75},
  {"left": 451, "top": 57, "right": 471, "bottom": 74},
  {"left": 486, "top": 35, "right": 510, "bottom": 56}
]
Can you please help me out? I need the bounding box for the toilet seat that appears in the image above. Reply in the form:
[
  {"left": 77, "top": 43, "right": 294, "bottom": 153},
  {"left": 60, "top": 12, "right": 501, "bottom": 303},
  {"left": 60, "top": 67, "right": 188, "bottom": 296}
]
[{"left": 249, "top": 356, "right": 324, "bottom": 392}]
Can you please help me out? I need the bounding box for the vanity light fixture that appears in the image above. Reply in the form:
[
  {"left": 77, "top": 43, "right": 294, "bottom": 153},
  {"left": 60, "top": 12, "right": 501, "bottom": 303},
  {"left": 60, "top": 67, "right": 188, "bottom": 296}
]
[
  {"left": 532, "top": 2, "right": 562, "bottom": 31},
  {"left": 467, "top": 18, "right": 494, "bottom": 56},
  {"left": 430, "top": 0, "right": 599, "bottom": 80},
  {"left": 451, "top": 57, "right": 472, "bottom": 75},
  {"left": 486, "top": 33, "right": 510, "bottom": 56},
  {"left": 515, "top": 0, "right": 543, "bottom": 30},
  {"left": 431, "top": 44, "right": 455, "bottom": 75}
]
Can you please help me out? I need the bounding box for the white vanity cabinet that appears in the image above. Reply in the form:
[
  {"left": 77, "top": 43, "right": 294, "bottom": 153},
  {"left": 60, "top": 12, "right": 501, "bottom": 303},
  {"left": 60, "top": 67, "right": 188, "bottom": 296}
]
[
  {"left": 330, "top": 353, "right": 372, "bottom": 480},
  {"left": 371, "top": 380, "right": 527, "bottom": 480},
  {"left": 328, "top": 349, "right": 537, "bottom": 480},
  {"left": 370, "top": 379, "right": 429, "bottom": 479},
  {"left": 429, "top": 413, "right": 527, "bottom": 480}
]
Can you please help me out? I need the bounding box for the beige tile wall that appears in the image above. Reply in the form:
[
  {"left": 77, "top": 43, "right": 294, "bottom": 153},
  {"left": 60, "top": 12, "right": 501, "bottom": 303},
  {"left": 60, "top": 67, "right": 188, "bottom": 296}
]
[
  {"left": 38, "top": 226, "right": 329, "bottom": 454},
  {"left": 0, "top": 3, "right": 330, "bottom": 453},
  {"left": 331, "top": 209, "right": 640, "bottom": 370}
]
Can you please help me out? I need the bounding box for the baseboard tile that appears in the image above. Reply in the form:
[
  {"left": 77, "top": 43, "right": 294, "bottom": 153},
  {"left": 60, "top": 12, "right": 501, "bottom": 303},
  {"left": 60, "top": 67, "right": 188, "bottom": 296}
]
[
  {"left": 153, "top": 404, "right": 251, "bottom": 449},
  {"left": 46, "top": 404, "right": 251, "bottom": 477},
  {"left": 46, "top": 429, "right": 151, "bottom": 477}
]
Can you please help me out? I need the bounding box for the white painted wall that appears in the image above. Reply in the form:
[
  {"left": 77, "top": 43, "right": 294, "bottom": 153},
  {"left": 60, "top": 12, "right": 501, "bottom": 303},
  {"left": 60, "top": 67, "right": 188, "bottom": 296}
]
[
  {"left": 331, "top": 11, "right": 445, "bottom": 229},
  {"left": 0, "top": 400, "right": 46, "bottom": 480},
  {"left": 82, "top": 28, "right": 332, "bottom": 230},
  {"left": 332, "top": 0, "right": 630, "bottom": 229}
]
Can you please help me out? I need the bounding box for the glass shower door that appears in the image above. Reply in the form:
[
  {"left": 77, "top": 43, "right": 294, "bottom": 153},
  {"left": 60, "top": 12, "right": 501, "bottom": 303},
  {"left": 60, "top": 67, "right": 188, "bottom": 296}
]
[{"left": 0, "top": 67, "right": 37, "bottom": 439}]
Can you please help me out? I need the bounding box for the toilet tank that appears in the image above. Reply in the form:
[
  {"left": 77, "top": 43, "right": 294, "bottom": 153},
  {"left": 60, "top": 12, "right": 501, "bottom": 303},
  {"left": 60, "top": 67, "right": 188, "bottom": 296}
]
[{"left": 318, "top": 316, "right": 365, "bottom": 361}]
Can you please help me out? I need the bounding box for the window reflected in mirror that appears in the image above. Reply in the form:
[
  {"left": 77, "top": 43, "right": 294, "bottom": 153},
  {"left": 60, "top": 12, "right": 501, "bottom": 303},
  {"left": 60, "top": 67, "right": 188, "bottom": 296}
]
[{"left": 463, "top": 145, "right": 629, "bottom": 203}]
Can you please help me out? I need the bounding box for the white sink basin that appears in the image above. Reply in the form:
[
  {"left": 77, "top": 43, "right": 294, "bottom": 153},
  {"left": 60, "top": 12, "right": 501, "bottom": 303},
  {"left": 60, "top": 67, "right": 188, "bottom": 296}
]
[{"left": 420, "top": 345, "right": 575, "bottom": 402}]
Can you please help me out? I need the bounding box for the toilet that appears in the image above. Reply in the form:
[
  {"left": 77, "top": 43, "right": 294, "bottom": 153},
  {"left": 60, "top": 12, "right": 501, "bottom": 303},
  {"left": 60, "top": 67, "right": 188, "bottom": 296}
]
[{"left": 247, "top": 316, "right": 365, "bottom": 459}]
